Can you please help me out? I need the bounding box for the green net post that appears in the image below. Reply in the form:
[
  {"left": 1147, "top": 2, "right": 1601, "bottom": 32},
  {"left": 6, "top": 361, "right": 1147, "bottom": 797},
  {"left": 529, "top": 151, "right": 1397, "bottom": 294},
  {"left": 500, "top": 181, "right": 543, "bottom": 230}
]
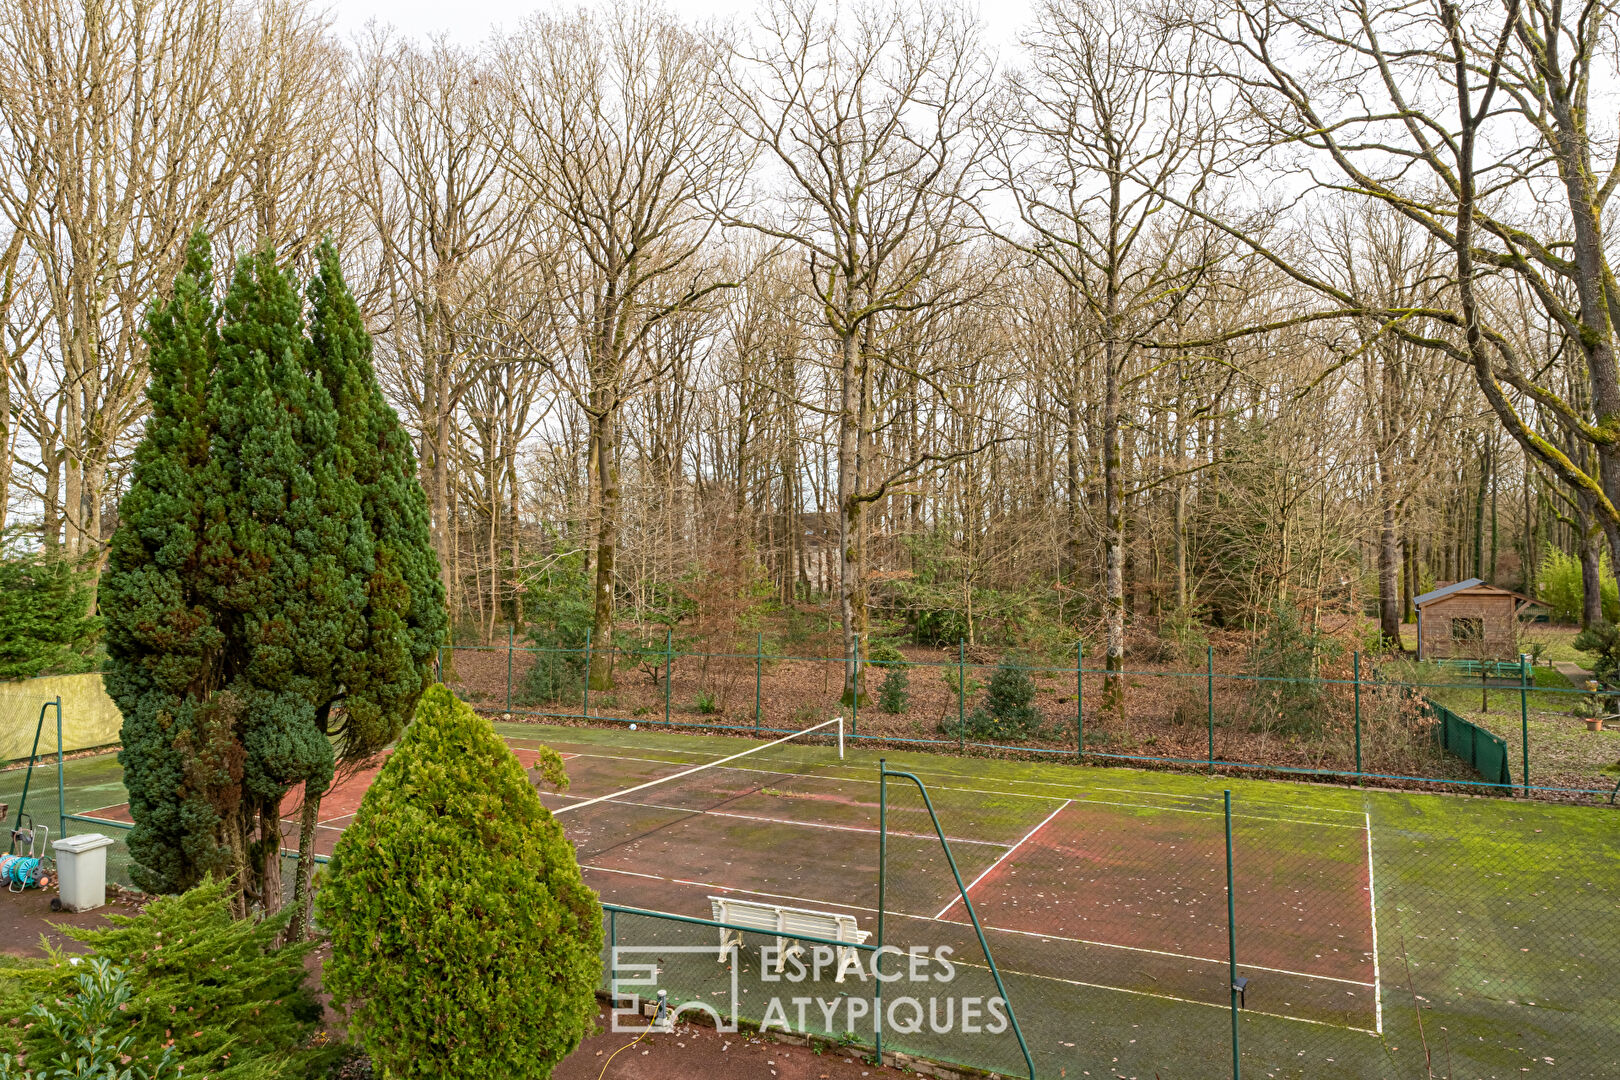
[
  {"left": 1076, "top": 641, "right": 1084, "bottom": 760},
  {"left": 506, "top": 625, "right": 515, "bottom": 713},
  {"left": 1207, "top": 645, "right": 1215, "bottom": 773},
  {"left": 1520, "top": 652, "right": 1530, "bottom": 796},
  {"left": 1353, "top": 650, "right": 1362, "bottom": 783},
  {"left": 663, "top": 629, "right": 672, "bottom": 727},
  {"left": 1225, "top": 789, "right": 1240, "bottom": 1080},
  {"left": 755, "top": 631, "right": 763, "bottom": 732},
  {"left": 957, "top": 638, "right": 966, "bottom": 752},
  {"left": 583, "top": 627, "right": 592, "bottom": 719},
  {"left": 876, "top": 760, "right": 887, "bottom": 1063}
]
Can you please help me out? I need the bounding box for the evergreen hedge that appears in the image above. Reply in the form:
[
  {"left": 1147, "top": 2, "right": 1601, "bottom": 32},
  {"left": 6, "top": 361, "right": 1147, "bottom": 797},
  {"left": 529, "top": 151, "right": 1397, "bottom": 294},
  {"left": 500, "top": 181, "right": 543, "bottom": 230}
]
[{"left": 318, "top": 686, "right": 600, "bottom": 1079}]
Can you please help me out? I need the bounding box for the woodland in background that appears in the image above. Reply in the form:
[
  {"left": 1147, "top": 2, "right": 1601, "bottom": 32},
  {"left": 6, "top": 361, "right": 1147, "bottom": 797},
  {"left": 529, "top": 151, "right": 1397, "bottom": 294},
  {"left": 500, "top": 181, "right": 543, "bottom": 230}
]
[{"left": 4, "top": 0, "right": 1619, "bottom": 702}]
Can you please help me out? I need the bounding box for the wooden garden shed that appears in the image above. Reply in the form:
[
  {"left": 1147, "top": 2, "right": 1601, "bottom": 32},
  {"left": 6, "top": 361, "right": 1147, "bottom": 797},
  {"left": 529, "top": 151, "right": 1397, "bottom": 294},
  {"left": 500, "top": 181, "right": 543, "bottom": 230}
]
[{"left": 1413, "top": 578, "right": 1531, "bottom": 661}]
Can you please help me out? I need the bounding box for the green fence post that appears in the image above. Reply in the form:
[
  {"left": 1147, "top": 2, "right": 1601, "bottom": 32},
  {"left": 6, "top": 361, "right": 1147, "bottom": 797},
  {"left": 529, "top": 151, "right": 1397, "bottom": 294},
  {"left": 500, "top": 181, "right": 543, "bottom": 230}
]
[
  {"left": 1520, "top": 652, "right": 1530, "bottom": 796},
  {"left": 755, "top": 631, "right": 763, "bottom": 732},
  {"left": 957, "top": 639, "right": 966, "bottom": 753},
  {"left": 663, "top": 629, "right": 672, "bottom": 727},
  {"left": 1225, "top": 790, "right": 1241, "bottom": 1080},
  {"left": 506, "top": 626, "right": 515, "bottom": 713},
  {"left": 1076, "top": 641, "right": 1084, "bottom": 761},
  {"left": 1207, "top": 645, "right": 1216, "bottom": 773},
  {"left": 583, "top": 628, "right": 592, "bottom": 719},
  {"left": 1353, "top": 650, "right": 1362, "bottom": 784},
  {"left": 876, "top": 760, "right": 887, "bottom": 1063}
]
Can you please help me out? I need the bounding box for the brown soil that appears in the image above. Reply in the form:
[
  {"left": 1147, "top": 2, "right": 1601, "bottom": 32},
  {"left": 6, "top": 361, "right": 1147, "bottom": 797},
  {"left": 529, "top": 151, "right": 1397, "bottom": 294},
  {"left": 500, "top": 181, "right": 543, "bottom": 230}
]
[
  {"left": 552, "top": 1013, "right": 905, "bottom": 1080},
  {"left": 0, "top": 885, "right": 140, "bottom": 958}
]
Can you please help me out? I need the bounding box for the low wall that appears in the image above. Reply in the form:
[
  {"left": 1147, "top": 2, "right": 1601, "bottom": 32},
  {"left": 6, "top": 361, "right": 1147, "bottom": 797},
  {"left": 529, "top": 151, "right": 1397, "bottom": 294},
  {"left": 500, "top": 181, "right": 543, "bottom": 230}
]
[{"left": 0, "top": 673, "right": 121, "bottom": 763}]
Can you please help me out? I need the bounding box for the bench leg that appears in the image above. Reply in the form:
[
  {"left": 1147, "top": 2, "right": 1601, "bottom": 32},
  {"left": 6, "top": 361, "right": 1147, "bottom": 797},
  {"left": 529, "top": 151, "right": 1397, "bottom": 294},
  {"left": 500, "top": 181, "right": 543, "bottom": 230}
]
[
  {"left": 718, "top": 927, "right": 741, "bottom": 962},
  {"left": 835, "top": 946, "right": 862, "bottom": 984},
  {"left": 777, "top": 938, "right": 804, "bottom": 973}
]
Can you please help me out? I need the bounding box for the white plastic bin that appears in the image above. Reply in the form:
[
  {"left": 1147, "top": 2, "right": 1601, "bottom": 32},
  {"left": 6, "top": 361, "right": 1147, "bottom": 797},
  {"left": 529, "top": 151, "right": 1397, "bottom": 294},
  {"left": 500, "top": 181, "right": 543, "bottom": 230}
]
[{"left": 52, "top": 833, "right": 115, "bottom": 912}]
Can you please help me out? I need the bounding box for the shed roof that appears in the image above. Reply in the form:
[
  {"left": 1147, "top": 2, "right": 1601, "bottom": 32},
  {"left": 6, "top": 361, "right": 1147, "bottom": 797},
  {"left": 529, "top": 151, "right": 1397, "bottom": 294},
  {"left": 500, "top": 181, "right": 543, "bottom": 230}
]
[{"left": 1413, "top": 578, "right": 1485, "bottom": 607}]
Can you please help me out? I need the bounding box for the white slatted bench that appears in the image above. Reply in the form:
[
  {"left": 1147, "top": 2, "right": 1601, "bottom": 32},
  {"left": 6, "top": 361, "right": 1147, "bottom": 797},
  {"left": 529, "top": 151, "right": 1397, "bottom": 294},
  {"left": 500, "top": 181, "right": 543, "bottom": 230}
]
[{"left": 708, "top": 895, "right": 870, "bottom": 983}]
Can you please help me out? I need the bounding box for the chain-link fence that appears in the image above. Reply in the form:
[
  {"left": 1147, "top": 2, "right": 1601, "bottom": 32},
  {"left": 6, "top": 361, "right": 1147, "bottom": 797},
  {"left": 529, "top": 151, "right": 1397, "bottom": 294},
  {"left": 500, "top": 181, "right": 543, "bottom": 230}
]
[{"left": 438, "top": 639, "right": 1620, "bottom": 803}]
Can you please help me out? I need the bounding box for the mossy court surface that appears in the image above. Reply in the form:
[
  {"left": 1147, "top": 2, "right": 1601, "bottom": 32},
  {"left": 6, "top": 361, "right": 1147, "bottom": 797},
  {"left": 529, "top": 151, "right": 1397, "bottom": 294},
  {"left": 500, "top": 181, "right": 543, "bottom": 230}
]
[{"left": 8, "top": 723, "right": 1615, "bottom": 1078}]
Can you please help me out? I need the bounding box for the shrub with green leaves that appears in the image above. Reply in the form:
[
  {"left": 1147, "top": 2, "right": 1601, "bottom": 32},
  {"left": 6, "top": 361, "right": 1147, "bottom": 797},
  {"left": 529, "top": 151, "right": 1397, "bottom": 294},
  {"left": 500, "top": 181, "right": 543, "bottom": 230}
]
[
  {"left": 0, "top": 959, "right": 175, "bottom": 1080},
  {"left": 1573, "top": 622, "right": 1620, "bottom": 684},
  {"left": 1538, "top": 547, "right": 1619, "bottom": 624},
  {"left": 940, "top": 658, "right": 1041, "bottom": 739},
  {"left": 318, "top": 686, "right": 601, "bottom": 1080},
  {"left": 2, "top": 880, "right": 327, "bottom": 1079}
]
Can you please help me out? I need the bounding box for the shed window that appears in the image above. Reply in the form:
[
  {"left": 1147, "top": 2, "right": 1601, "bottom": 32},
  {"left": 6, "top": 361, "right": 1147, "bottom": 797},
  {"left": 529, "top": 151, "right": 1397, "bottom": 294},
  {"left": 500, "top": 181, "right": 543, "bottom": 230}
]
[{"left": 1450, "top": 617, "right": 1484, "bottom": 642}]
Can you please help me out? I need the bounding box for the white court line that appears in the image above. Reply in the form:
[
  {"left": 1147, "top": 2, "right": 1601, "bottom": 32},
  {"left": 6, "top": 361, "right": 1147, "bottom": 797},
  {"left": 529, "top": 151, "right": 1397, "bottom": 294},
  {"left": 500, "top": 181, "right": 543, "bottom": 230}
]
[
  {"left": 554, "top": 717, "right": 843, "bottom": 817},
  {"left": 559, "top": 750, "right": 1363, "bottom": 830},
  {"left": 1366, "top": 811, "right": 1383, "bottom": 1035},
  {"left": 582, "top": 865, "right": 1376, "bottom": 989},
  {"left": 936, "top": 800, "right": 1072, "bottom": 919},
  {"left": 549, "top": 791, "right": 1005, "bottom": 847},
  {"left": 948, "top": 958, "right": 1380, "bottom": 1036}
]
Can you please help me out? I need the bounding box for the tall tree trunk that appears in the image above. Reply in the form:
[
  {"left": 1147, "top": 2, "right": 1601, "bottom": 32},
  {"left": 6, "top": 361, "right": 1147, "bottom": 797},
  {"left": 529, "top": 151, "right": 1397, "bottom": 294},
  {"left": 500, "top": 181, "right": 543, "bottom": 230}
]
[
  {"left": 1102, "top": 351, "right": 1125, "bottom": 715},
  {"left": 1379, "top": 504, "right": 1401, "bottom": 648},
  {"left": 590, "top": 399, "right": 619, "bottom": 691},
  {"left": 837, "top": 329, "right": 865, "bottom": 703},
  {"left": 286, "top": 784, "right": 324, "bottom": 942}
]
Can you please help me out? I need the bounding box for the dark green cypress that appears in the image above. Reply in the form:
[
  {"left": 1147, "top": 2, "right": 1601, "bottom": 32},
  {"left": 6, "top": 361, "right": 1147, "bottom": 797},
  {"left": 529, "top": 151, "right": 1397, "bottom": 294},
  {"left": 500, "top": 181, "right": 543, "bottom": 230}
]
[
  {"left": 198, "top": 245, "right": 360, "bottom": 911},
  {"left": 107, "top": 235, "right": 445, "bottom": 913},
  {"left": 104, "top": 231, "right": 235, "bottom": 896}
]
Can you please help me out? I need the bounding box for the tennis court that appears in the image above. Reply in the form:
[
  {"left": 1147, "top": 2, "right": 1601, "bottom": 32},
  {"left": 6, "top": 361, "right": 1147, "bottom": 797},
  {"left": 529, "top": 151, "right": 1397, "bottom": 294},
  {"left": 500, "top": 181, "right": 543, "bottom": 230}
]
[{"left": 507, "top": 729, "right": 1379, "bottom": 1036}]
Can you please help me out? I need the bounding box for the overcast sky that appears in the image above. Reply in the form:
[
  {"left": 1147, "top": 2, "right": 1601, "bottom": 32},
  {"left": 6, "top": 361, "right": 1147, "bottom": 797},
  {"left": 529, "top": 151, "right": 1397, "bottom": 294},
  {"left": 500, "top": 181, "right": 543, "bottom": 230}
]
[{"left": 325, "top": 0, "right": 1035, "bottom": 52}]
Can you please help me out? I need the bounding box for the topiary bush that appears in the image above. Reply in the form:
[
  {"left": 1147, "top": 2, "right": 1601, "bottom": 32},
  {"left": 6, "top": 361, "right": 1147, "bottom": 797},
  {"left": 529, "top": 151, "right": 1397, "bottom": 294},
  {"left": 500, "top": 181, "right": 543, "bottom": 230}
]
[
  {"left": 2, "top": 879, "right": 328, "bottom": 1079},
  {"left": 318, "top": 685, "right": 601, "bottom": 1080}
]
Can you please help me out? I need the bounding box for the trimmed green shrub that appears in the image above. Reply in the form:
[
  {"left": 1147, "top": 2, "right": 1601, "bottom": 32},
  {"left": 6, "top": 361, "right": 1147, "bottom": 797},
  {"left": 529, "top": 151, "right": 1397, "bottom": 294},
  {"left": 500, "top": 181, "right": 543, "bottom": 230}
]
[
  {"left": 318, "top": 686, "right": 601, "bottom": 1080},
  {"left": 2, "top": 880, "right": 327, "bottom": 1079}
]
